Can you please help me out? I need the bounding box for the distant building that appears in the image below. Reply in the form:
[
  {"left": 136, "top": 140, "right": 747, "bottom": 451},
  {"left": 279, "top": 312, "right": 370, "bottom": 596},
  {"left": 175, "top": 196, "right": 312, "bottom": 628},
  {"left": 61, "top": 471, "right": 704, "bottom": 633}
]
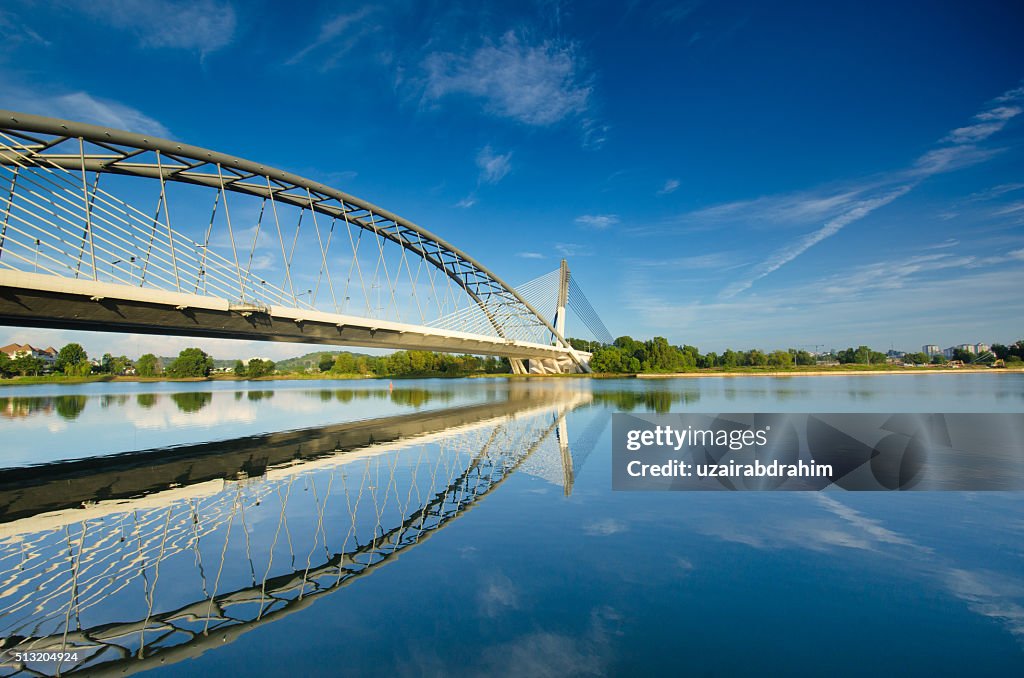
[
  {"left": 923, "top": 345, "right": 941, "bottom": 357},
  {"left": 975, "top": 343, "right": 990, "bottom": 354},
  {"left": 956, "top": 344, "right": 977, "bottom": 354},
  {"left": 1, "top": 343, "right": 58, "bottom": 366}
]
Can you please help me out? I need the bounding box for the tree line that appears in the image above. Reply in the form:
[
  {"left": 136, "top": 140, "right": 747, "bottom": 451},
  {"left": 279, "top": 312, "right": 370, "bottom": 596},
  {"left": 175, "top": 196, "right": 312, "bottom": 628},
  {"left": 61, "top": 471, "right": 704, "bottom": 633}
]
[
  {"left": 5, "top": 337, "right": 1021, "bottom": 380},
  {"left": 0, "top": 342, "right": 510, "bottom": 379},
  {"left": 575, "top": 336, "right": 819, "bottom": 372},
  {"left": 320, "top": 350, "right": 507, "bottom": 377},
  {"left": 571, "top": 337, "right": 1024, "bottom": 373}
]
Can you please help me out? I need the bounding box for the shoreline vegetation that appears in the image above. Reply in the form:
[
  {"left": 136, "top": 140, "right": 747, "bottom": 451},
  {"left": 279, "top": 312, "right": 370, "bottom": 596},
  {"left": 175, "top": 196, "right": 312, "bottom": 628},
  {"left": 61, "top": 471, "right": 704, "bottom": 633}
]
[{"left": 2, "top": 336, "right": 1022, "bottom": 387}]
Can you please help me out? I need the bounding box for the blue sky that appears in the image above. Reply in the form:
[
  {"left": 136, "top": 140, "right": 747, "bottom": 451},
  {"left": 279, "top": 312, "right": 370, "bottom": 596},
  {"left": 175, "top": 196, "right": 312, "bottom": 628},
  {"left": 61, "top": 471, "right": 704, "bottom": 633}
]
[{"left": 1, "top": 0, "right": 1023, "bottom": 359}]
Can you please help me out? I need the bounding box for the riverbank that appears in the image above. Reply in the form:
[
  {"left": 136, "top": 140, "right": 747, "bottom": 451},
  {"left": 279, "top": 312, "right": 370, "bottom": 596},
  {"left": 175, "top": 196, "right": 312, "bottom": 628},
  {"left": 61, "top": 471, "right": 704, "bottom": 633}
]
[
  {"left": 0, "top": 373, "right": 373, "bottom": 387},
  {"left": 633, "top": 367, "right": 1023, "bottom": 378},
  {"left": 1, "top": 366, "right": 1019, "bottom": 387}
]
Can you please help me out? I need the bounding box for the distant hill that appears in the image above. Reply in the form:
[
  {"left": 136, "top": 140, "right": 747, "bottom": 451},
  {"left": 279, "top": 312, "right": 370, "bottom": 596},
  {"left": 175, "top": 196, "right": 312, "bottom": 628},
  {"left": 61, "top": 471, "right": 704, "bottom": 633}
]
[
  {"left": 274, "top": 350, "right": 375, "bottom": 373},
  {"left": 156, "top": 350, "right": 375, "bottom": 372}
]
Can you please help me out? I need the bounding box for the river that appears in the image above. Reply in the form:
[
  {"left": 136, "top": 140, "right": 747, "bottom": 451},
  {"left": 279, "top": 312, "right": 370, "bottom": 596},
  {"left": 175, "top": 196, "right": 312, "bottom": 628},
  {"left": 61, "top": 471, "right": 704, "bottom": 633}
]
[{"left": 0, "top": 374, "right": 1022, "bottom": 675}]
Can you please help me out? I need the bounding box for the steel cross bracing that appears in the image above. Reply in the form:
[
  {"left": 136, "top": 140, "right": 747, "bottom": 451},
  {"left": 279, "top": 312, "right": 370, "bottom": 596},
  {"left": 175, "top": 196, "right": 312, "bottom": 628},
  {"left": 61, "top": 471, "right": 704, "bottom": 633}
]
[{"left": 0, "top": 111, "right": 598, "bottom": 367}]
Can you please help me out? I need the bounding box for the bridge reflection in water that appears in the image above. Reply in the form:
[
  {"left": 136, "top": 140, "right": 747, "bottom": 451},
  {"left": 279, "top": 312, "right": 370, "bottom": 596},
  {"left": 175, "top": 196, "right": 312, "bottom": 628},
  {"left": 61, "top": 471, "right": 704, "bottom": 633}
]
[{"left": 0, "top": 384, "right": 601, "bottom": 676}]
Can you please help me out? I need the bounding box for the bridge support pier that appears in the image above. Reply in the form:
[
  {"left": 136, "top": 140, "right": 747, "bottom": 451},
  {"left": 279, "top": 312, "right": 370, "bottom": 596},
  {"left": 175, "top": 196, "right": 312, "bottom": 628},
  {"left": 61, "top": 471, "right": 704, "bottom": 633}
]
[
  {"left": 509, "top": 358, "right": 527, "bottom": 375},
  {"left": 525, "top": 352, "right": 591, "bottom": 374}
]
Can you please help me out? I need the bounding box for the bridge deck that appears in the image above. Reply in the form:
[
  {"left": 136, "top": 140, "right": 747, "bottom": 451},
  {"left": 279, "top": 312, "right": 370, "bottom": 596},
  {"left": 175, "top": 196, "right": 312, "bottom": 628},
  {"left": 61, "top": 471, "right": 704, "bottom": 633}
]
[{"left": 0, "top": 270, "right": 573, "bottom": 359}]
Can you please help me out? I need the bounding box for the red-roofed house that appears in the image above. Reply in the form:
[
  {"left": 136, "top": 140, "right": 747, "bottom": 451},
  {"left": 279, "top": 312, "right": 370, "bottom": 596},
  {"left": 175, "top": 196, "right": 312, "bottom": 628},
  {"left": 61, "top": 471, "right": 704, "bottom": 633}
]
[{"left": 1, "top": 343, "right": 58, "bottom": 367}]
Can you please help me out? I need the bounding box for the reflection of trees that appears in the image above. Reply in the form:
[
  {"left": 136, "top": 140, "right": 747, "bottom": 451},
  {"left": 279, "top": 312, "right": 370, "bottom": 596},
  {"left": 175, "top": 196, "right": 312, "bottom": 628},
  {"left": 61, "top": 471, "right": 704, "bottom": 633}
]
[
  {"left": 55, "top": 395, "right": 88, "bottom": 420},
  {"left": 170, "top": 392, "right": 213, "bottom": 413},
  {"left": 591, "top": 389, "right": 699, "bottom": 414},
  {"left": 389, "top": 389, "right": 433, "bottom": 408},
  {"left": 137, "top": 393, "right": 158, "bottom": 409},
  {"left": 0, "top": 396, "right": 56, "bottom": 419},
  {"left": 101, "top": 395, "right": 130, "bottom": 408},
  {"left": 302, "top": 388, "right": 459, "bottom": 408},
  {"left": 332, "top": 390, "right": 374, "bottom": 403},
  {"left": 247, "top": 391, "right": 274, "bottom": 402}
]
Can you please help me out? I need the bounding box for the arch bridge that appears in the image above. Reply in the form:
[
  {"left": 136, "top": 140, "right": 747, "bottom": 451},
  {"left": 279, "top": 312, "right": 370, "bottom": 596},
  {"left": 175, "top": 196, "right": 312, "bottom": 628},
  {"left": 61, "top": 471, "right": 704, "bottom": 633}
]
[{"left": 0, "top": 112, "right": 611, "bottom": 374}]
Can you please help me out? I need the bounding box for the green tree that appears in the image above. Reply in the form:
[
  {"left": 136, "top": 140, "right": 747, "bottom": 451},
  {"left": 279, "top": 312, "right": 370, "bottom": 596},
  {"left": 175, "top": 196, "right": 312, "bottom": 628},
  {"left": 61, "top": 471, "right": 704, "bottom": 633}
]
[
  {"left": 65, "top": 360, "right": 92, "bottom": 377},
  {"left": 590, "top": 346, "right": 624, "bottom": 372},
  {"left": 11, "top": 355, "right": 44, "bottom": 376},
  {"left": 56, "top": 343, "right": 88, "bottom": 373},
  {"left": 106, "top": 355, "right": 132, "bottom": 375},
  {"left": 245, "top": 358, "right": 275, "bottom": 378},
  {"left": 951, "top": 348, "right": 974, "bottom": 363},
  {"left": 136, "top": 353, "right": 161, "bottom": 377},
  {"left": 789, "top": 349, "right": 815, "bottom": 366},
  {"left": 166, "top": 348, "right": 214, "bottom": 378},
  {"left": 767, "top": 350, "right": 793, "bottom": 368},
  {"left": 318, "top": 353, "right": 335, "bottom": 372},
  {"left": 233, "top": 359, "right": 246, "bottom": 377},
  {"left": 331, "top": 352, "right": 356, "bottom": 374},
  {"left": 0, "top": 352, "right": 12, "bottom": 378},
  {"left": 931, "top": 354, "right": 948, "bottom": 365},
  {"left": 746, "top": 350, "right": 768, "bottom": 367}
]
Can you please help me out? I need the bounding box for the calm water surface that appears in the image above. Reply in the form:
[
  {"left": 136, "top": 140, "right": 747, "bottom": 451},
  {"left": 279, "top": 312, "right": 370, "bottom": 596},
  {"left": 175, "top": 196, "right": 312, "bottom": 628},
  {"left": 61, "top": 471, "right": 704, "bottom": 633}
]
[{"left": 0, "top": 374, "right": 1022, "bottom": 675}]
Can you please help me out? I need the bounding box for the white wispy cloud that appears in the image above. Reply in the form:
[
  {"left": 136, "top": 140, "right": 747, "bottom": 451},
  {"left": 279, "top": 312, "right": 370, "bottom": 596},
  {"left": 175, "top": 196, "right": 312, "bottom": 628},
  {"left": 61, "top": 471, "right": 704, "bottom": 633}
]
[
  {"left": 715, "top": 81, "right": 1024, "bottom": 297},
  {"left": 993, "top": 201, "right": 1024, "bottom": 216},
  {"left": 516, "top": 251, "right": 546, "bottom": 259},
  {"left": 422, "top": 30, "right": 592, "bottom": 126},
  {"left": 285, "top": 7, "right": 377, "bottom": 69},
  {"left": 943, "top": 105, "right": 1022, "bottom": 144},
  {"left": 966, "top": 183, "right": 1024, "bottom": 202},
  {"left": 631, "top": 252, "right": 744, "bottom": 270},
  {"left": 455, "top": 195, "right": 477, "bottom": 208},
  {"left": 476, "top": 145, "right": 512, "bottom": 184},
  {"left": 83, "top": 0, "right": 237, "bottom": 54},
  {"left": 721, "top": 185, "right": 914, "bottom": 298},
  {"left": 0, "top": 9, "right": 49, "bottom": 51},
  {"left": 681, "top": 188, "right": 867, "bottom": 230},
  {"left": 658, "top": 178, "right": 680, "bottom": 195},
  {"left": 620, "top": 250, "right": 1024, "bottom": 350},
  {"left": 3, "top": 85, "right": 169, "bottom": 136},
  {"left": 925, "top": 238, "right": 960, "bottom": 249},
  {"left": 575, "top": 214, "right": 619, "bottom": 230},
  {"left": 554, "top": 242, "right": 593, "bottom": 257}
]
